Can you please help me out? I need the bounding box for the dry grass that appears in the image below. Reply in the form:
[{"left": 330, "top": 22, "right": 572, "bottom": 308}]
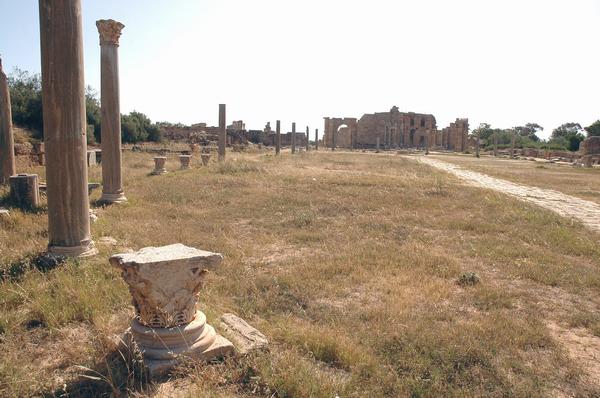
[
  {"left": 429, "top": 152, "right": 600, "bottom": 205},
  {"left": 1, "top": 149, "right": 600, "bottom": 396}
]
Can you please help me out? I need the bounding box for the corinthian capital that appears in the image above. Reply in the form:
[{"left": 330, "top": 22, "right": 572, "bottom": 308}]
[{"left": 96, "top": 19, "right": 125, "bottom": 46}]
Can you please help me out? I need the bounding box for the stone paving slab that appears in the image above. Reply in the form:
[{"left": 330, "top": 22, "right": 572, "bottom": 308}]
[{"left": 417, "top": 156, "right": 600, "bottom": 233}]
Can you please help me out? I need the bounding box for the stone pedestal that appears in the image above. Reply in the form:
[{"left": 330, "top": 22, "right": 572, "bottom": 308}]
[
  {"left": 109, "top": 244, "right": 234, "bottom": 377},
  {"left": 218, "top": 104, "right": 226, "bottom": 162},
  {"left": 0, "top": 57, "right": 16, "bottom": 184},
  {"left": 40, "top": 0, "right": 97, "bottom": 258},
  {"left": 152, "top": 157, "right": 167, "bottom": 175},
  {"left": 97, "top": 19, "right": 127, "bottom": 205},
  {"left": 33, "top": 142, "right": 45, "bottom": 166},
  {"left": 583, "top": 155, "right": 593, "bottom": 168},
  {"left": 9, "top": 174, "right": 40, "bottom": 210},
  {"left": 87, "top": 150, "right": 97, "bottom": 167},
  {"left": 179, "top": 155, "right": 191, "bottom": 169},
  {"left": 275, "top": 120, "right": 281, "bottom": 155},
  {"left": 200, "top": 153, "right": 211, "bottom": 166}
]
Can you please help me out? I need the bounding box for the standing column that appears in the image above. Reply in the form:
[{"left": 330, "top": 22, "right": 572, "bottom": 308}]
[
  {"left": 40, "top": 0, "right": 97, "bottom": 257},
  {"left": 425, "top": 134, "right": 430, "bottom": 155},
  {"left": 305, "top": 126, "right": 309, "bottom": 151},
  {"left": 97, "top": 19, "right": 127, "bottom": 204},
  {"left": 475, "top": 129, "right": 480, "bottom": 158},
  {"left": 218, "top": 104, "right": 226, "bottom": 162},
  {"left": 0, "top": 57, "right": 16, "bottom": 184},
  {"left": 275, "top": 120, "right": 281, "bottom": 155},
  {"left": 315, "top": 129, "right": 319, "bottom": 151},
  {"left": 511, "top": 132, "right": 516, "bottom": 158},
  {"left": 291, "top": 122, "right": 296, "bottom": 154}
]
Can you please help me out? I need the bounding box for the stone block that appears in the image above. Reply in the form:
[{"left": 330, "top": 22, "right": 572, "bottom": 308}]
[{"left": 220, "top": 313, "right": 268, "bottom": 355}]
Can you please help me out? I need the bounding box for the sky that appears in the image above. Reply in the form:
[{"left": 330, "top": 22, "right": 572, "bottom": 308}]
[{"left": 1, "top": 0, "right": 599, "bottom": 139}]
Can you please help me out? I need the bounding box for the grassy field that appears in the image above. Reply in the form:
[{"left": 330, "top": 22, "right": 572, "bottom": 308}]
[
  {"left": 1, "top": 148, "right": 600, "bottom": 397},
  {"left": 429, "top": 152, "right": 600, "bottom": 205}
]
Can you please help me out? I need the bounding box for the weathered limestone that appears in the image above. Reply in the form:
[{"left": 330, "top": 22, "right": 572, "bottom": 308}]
[
  {"left": 179, "top": 154, "right": 191, "bottom": 169},
  {"left": 0, "top": 57, "right": 16, "bottom": 184},
  {"left": 110, "top": 244, "right": 234, "bottom": 377},
  {"left": 33, "top": 142, "right": 45, "bottom": 165},
  {"left": 97, "top": 19, "right": 127, "bottom": 204},
  {"left": 218, "top": 104, "right": 226, "bottom": 162},
  {"left": 152, "top": 156, "right": 167, "bottom": 175},
  {"left": 200, "top": 152, "right": 211, "bottom": 166},
  {"left": 220, "top": 313, "right": 269, "bottom": 355},
  {"left": 9, "top": 174, "right": 40, "bottom": 210},
  {"left": 376, "top": 137, "right": 380, "bottom": 153},
  {"left": 306, "top": 126, "right": 309, "bottom": 151},
  {"left": 315, "top": 128, "right": 319, "bottom": 150},
  {"left": 40, "top": 0, "right": 97, "bottom": 257},
  {"left": 275, "top": 120, "right": 281, "bottom": 155},
  {"left": 291, "top": 122, "right": 296, "bottom": 154}
]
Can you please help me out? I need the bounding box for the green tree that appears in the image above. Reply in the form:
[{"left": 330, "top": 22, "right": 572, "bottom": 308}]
[
  {"left": 85, "top": 86, "right": 101, "bottom": 143},
  {"left": 550, "top": 123, "right": 584, "bottom": 151},
  {"left": 514, "top": 123, "right": 543, "bottom": 142},
  {"left": 585, "top": 120, "right": 600, "bottom": 137},
  {"left": 8, "top": 68, "right": 43, "bottom": 138}
]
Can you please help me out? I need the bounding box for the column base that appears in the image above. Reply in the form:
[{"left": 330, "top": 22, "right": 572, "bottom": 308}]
[
  {"left": 129, "top": 310, "right": 234, "bottom": 378},
  {"left": 151, "top": 169, "right": 167, "bottom": 175},
  {"left": 47, "top": 240, "right": 98, "bottom": 258},
  {"left": 99, "top": 192, "right": 128, "bottom": 204}
]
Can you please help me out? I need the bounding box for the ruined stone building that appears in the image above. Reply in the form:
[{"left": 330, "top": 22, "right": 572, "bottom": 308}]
[{"left": 323, "top": 106, "right": 469, "bottom": 151}]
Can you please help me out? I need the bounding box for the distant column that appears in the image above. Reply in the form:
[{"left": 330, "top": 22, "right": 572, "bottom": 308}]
[
  {"left": 475, "top": 129, "right": 480, "bottom": 158},
  {"left": 376, "top": 137, "right": 380, "bottom": 153},
  {"left": 218, "top": 104, "right": 226, "bottom": 161},
  {"left": 97, "top": 19, "right": 127, "bottom": 204},
  {"left": 40, "top": 0, "right": 97, "bottom": 257},
  {"left": 275, "top": 120, "right": 281, "bottom": 155},
  {"left": 0, "top": 57, "right": 16, "bottom": 184},
  {"left": 425, "top": 134, "right": 429, "bottom": 155},
  {"left": 315, "top": 129, "right": 319, "bottom": 151},
  {"left": 291, "top": 122, "right": 296, "bottom": 154},
  {"left": 306, "top": 126, "right": 309, "bottom": 151}
]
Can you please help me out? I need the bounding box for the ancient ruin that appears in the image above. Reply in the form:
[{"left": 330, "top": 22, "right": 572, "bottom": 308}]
[
  {"left": 315, "top": 128, "right": 319, "bottom": 150},
  {"left": 0, "top": 57, "right": 15, "bottom": 184},
  {"left": 152, "top": 156, "right": 167, "bottom": 175},
  {"left": 40, "top": 0, "right": 97, "bottom": 257},
  {"left": 9, "top": 174, "right": 39, "bottom": 210},
  {"left": 305, "top": 126, "right": 310, "bottom": 151},
  {"left": 275, "top": 120, "right": 281, "bottom": 155},
  {"left": 324, "top": 106, "right": 469, "bottom": 151},
  {"left": 179, "top": 154, "right": 191, "bottom": 169},
  {"left": 110, "top": 244, "right": 234, "bottom": 376},
  {"left": 97, "top": 19, "right": 127, "bottom": 204},
  {"left": 291, "top": 122, "right": 296, "bottom": 154},
  {"left": 580, "top": 136, "right": 600, "bottom": 168},
  {"left": 218, "top": 104, "right": 226, "bottom": 161}
]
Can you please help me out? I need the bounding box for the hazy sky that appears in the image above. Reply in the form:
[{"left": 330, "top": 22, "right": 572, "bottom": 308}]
[{"left": 1, "top": 0, "right": 599, "bottom": 139}]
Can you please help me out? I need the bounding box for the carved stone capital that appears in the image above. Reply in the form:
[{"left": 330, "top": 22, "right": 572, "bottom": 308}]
[{"left": 96, "top": 19, "right": 125, "bottom": 46}]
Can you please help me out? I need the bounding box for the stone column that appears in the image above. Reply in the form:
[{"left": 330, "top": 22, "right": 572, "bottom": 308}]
[
  {"left": 218, "top": 104, "right": 226, "bottom": 162},
  {"left": 476, "top": 129, "right": 480, "bottom": 158},
  {"left": 306, "top": 126, "right": 309, "bottom": 151},
  {"left": 425, "top": 134, "right": 429, "bottom": 155},
  {"left": 275, "top": 120, "right": 281, "bottom": 155},
  {"left": 291, "top": 122, "right": 296, "bottom": 154},
  {"left": 0, "top": 57, "right": 16, "bottom": 184},
  {"left": 315, "top": 129, "right": 319, "bottom": 151},
  {"left": 97, "top": 19, "right": 127, "bottom": 204},
  {"left": 376, "top": 137, "right": 380, "bottom": 153},
  {"left": 40, "top": 0, "right": 97, "bottom": 257}
]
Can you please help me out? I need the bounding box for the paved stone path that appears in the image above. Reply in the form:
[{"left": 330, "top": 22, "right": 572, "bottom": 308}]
[{"left": 417, "top": 156, "right": 600, "bottom": 233}]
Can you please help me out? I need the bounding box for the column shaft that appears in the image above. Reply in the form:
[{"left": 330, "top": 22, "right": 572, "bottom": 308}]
[
  {"left": 218, "top": 104, "right": 226, "bottom": 161},
  {"left": 291, "top": 122, "right": 296, "bottom": 154},
  {"left": 275, "top": 120, "right": 281, "bottom": 155},
  {"left": 39, "top": 0, "right": 96, "bottom": 257},
  {"left": 0, "top": 59, "right": 15, "bottom": 184}
]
